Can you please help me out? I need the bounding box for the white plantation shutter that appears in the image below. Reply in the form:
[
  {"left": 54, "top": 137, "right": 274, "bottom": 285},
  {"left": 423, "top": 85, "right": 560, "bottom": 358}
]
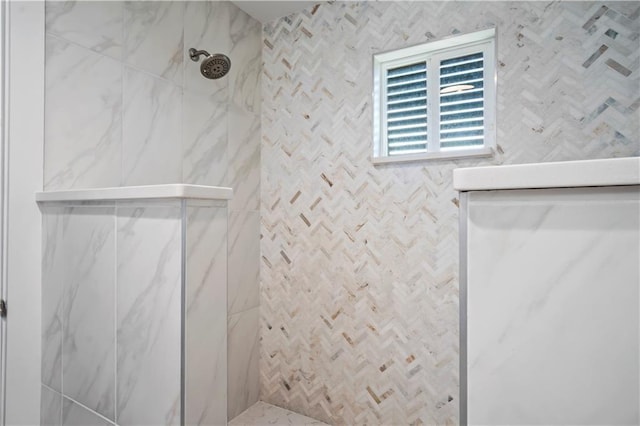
[
  {"left": 439, "top": 51, "right": 485, "bottom": 149},
  {"left": 373, "top": 28, "right": 495, "bottom": 163},
  {"left": 385, "top": 62, "right": 428, "bottom": 155}
]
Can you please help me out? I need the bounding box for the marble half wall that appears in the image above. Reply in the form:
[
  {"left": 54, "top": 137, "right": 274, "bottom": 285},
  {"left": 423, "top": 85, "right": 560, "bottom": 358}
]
[{"left": 40, "top": 199, "right": 228, "bottom": 426}]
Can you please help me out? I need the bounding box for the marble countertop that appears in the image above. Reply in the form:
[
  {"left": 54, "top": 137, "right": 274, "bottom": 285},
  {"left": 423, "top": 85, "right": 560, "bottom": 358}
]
[
  {"left": 36, "top": 184, "right": 233, "bottom": 202},
  {"left": 453, "top": 157, "right": 640, "bottom": 191}
]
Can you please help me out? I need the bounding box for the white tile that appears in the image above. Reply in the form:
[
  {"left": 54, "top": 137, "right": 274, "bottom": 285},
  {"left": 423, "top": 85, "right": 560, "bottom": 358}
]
[
  {"left": 62, "top": 207, "right": 116, "bottom": 420},
  {"left": 228, "top": 210, "right": 260, "bottom": 315},
  {"left": 228, "top": 7, "right": 261, "bottom": 114},
  {"left": 122, "top": 67, "right": 182, "bottom": 186},
  {"left": 123, "top": 1, "right": 183, "bottom": 84},
  {"left": 116, "top": 204, "right": 182, "bottom": 426},
  {"left": 229, "top": 402, "right": 328, "bottom": 426},
  {"left": 467, "top": 188, "right": 640, "bottom": 425},
  {"left": 228, "top": 106, "right": 260, "bottom": 211},
  {"left": 62, "top": 397, "right": 113, "bottom": 426},
  {"left": 182, "top": 92, "right": 227, "bottom": 186},
  {"left": 185, "top": 206, "right": 228, "bottom": 426},
  {"left": 183, "top": 0, "right": 230, "bottom": 99},
  {"left": 45, "top": 35, "right": 121, "bottom": 190},
  {"left": 41, "top": 385, "right": 62, "bottom": 426},
  {"left": 228, "top": 306, "right": 260, "bottom": 420},
  {"left": 46, "top": 1, "right": 123, "bottom": 59},
  {"left": 42, "top": 207, "right": 65, "bottom": 391}
]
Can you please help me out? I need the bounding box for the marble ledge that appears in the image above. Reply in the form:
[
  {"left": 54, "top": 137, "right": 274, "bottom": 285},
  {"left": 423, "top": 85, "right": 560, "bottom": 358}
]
[
  {"left": 453, "top": 157, "right": 640, "bottom": 192},
  {"left": 36, "top": 184, "right": 233, "bottom": 203}
]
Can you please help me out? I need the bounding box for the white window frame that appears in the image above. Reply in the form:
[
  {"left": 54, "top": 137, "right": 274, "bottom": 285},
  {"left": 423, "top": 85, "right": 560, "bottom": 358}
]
[{"left": 372, "top": 28, "right": 497, "bottom": 164}]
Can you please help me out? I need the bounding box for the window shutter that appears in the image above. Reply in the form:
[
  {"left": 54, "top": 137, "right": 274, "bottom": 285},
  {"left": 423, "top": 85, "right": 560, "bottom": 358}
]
[
  {"left": 385, "top": 62, "right": 428, "bottom": 155},
  {"left": 438, "top": 52, "right": 484, "bottom": 149}
]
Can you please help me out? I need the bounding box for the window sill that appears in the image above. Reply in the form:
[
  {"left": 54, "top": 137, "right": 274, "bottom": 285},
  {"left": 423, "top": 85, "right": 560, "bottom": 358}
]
[{"left": 372, "top": 147, "right": 494, "bottom": 165}]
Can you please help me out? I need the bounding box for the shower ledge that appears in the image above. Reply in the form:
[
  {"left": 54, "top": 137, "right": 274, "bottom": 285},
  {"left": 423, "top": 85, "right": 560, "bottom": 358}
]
[
  {"left": 453, "top": 157, "right": 640, "bottom": 191},
  {"left": 35, "top": 184, "right": 233, "bottom": 202}
]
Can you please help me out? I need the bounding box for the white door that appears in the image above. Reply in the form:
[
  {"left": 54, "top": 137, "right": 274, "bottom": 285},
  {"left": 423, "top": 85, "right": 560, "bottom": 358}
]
[{"left": 1, "top": 1, "right": 45, "bottom": 425}]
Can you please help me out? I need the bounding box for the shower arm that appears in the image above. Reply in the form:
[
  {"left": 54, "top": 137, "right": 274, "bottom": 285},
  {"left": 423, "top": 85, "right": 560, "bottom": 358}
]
[{"left": 189, "top": 48, "right": 210, "bottom": 62}]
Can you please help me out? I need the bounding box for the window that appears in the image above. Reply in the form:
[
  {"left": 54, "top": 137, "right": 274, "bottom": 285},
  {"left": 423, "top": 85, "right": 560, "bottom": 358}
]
[{"left": 372, "top": 28, "right": 496, "bottom": 164}]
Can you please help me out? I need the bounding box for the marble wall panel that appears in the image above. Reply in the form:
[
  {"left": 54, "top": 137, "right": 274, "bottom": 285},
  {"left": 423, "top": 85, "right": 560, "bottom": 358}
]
[
  {"left": 228, "top": 210, "right": 260, "bottom": 315},
  {"left": 182, "top": 92, "right": 227, "bottom": 186},
  {"left": 62, "top": 397, "right": 113, "bottom": 426},
  {"left": 116, "top": 204, "right": 182, "bottom": 426},
  {"left": 185, "top": 205, "right": 228, "bottom": 426},
  {"left": 228, "top": 306, "right": 260, "bottom": 420},
  {"left": 122, "top": 68, "right": 182, "bottom": 186},
  {"left": 46, "top": 1, "right": 123, "bottom": 59},
  {"left": 229, "top": 105, "right": 260, "bottom": 212},
  {"left": 41, "top": 385, "right": 62, "bottom": 426},
  {"left": 44, "top": 36, "right": 121, "bottom": 190},
  {"left": 123, "top": 1, "right": 183, "bottom": 85},
  {"left": 61, "top": 207, "right": 116, "bottom": 420}
]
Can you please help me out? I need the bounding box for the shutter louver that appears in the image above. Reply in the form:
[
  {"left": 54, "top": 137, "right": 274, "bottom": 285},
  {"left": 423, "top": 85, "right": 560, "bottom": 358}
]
[
  {"left": 439, "top": 52, "right": 484, "bottom": 149},
  {"left": 386, "top": 62, "right": 428, "bottom": 155}
]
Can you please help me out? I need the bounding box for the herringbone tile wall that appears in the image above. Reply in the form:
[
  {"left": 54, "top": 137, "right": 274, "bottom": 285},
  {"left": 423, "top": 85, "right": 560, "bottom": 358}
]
[{"left": 260, "top": 1, "right": 639, "bottom": 424}]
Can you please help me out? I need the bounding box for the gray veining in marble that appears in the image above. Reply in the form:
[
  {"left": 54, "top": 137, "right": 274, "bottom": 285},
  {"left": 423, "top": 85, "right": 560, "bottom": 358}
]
[
  {"left": 229, "top": 401, "right": 328, "bottom": 426},
  {"left": 228, "top": 210, "right": 260, "bottom": 315},
  {"left": 62, "top": 397, "right": 113, "bottom": 426},
  {"left": 42, "top": 207, "right": 65, "bottom": 391},
  {"left": 228, "top": 306, "right": 260, "bottom": 420},
  {"left": 228, "top": 105, "right": 260, "bottom": 212},
  {"left": 45, "top": 35, "right": 122, "bottom": 191},
  {"left": 116, "top": 205, "right": 182, "bottom": 426},
  {"left": 185, "top": 205, "right": 228, "bottom": 426},
  {"left": 182, "top": 91, "right": 227, "bottom": 186},
  {"left": 124, "top": 1, "right": 183, "bottom": 85},
  {"left": 122, "top": 67, "right": 182, "bottom": 186},
  {"left": 41, "top": 385, "right": 62, "bottom": 426},
  {"left": 228, "top": 7, "right": 261, "bottom": 114},
  {"left": 62, "top": 207, "right": 116, "bottom": 420},
  {"left": 46, "top": 1, "right": 123, "bottom": 59}
]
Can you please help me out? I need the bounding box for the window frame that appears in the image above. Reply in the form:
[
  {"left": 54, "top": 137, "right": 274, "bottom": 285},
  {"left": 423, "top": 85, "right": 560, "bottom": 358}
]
[{"left": 372, "top": 28, "right": 497, "bottom": 164}]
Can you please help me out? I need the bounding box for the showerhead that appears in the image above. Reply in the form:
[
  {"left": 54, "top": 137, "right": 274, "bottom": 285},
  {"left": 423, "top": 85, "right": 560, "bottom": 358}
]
[{"left": 188, "top": 48, "right": 231, "bottom": 80}]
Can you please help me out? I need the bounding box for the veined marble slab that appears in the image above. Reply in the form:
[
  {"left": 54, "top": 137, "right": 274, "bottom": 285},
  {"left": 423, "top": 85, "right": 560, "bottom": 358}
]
[
  {"left": 454, "top": 157, "right": 640, "bottom": 191},
  {"left": 36, "top": 184, "right": 232, "bottom": 202}
]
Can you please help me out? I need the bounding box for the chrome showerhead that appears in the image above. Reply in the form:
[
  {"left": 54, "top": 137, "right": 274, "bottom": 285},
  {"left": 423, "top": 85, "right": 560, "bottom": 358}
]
[{"left": 189, "top": 48, "right": 231, "bottom": 80}]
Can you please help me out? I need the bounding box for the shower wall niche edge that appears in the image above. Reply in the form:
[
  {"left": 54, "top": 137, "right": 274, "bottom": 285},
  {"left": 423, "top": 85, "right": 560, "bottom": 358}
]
[{"left": 38, "top": 184, "right": 232, "bottom": 426}]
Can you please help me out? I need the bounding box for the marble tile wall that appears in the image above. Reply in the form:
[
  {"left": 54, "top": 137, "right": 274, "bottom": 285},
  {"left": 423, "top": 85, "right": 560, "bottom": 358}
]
[
  {"left": 44, "top": 1, "right": 262, "bottom": 423},
  {"left": 261, "top": 1, "right": 639, "bottom": 424}
]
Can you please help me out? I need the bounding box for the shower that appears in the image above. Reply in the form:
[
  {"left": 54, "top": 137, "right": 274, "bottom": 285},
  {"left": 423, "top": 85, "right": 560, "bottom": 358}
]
[{"left": 189, "top": 48, "right": 231, "bottom": 79}]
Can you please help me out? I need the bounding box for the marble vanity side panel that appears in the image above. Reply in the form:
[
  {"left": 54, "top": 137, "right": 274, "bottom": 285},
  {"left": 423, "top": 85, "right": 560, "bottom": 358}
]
[
  {"left": 45, "top": 1, "right": 123, "bottom": 60},
  {"left": 182, "top": 91, "right": 228, "bottom": 186},
  {"left": 228, "top": 210, "right": 260, "bottom": 315},
  {"left": 42, "top": 206, "right": 65, "bottom": 392},
  {"left": 41, "top": 385, "right": 62, "bottom": 426},
  {"left": 227, "top": 306, "right": 260, "bottom": 420},
  {"left": 185, "top": 204, "right": 228, "bottom": 426},
  {"left": 183, "top": 0, "right": 230, "bottom": 100},
  {"left": 44, "top": 35, "right": 122, "bottom": 191},
  {"left": 228, "top": 105, "right": 260, "bottom": 212},
  {"left": 228, "top": 5, "right": 261, "bottom": 115},
  {"left": 62, "top": 206, "right": 116, "bottom": 421},
  {"left": 62, "top": 397, "right": 113, "bottom": 426},
  {"left": 467, "top": 187, "right": 640, "bottom": 426},
  {"left": 116, "top": 203, "right": 182, "bottom": 426},
  {"left": 123, "top": 1, "right": 183, "bottom": 85},
  {"left": 122, "top": 67, "right": 182, "bottom": 186}
]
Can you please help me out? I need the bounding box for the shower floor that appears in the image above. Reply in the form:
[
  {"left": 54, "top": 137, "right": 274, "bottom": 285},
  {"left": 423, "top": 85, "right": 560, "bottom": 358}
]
[{"left": 229, "top": 401, "right": 329, "bottom": 425}]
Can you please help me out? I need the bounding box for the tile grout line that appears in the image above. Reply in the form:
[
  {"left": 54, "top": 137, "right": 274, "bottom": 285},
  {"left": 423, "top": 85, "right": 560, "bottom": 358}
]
[
  {"left": 114, "top": 204, "right": 119, "bottom": 425},
  {"left": 61, "top": 393, "right": 117, "bottom": 426}
]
